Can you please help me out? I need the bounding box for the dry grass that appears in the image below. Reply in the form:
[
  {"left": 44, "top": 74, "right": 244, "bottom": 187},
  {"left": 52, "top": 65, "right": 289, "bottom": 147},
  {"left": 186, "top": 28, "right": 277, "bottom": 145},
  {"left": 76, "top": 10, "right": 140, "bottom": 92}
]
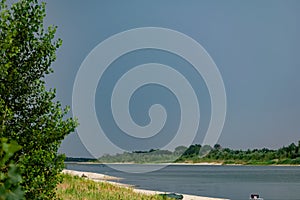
[{"left": 57, "top": 174, "right": 170, "bottom": 200}]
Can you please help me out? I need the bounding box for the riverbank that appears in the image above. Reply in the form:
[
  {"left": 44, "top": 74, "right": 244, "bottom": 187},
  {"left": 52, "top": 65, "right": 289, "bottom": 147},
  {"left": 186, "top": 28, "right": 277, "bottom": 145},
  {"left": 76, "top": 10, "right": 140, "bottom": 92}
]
[
  {"left": 65, "top": 162, "right": 222, "bottom": 165},
  {"left": 65, "top": 161, "right": 300, "bottom": 167},
  {"left": 58, "top": 172, "right": 164, "bottom": 200},
  {"left": 62, "top": 169, "right": 229, "bottom": 200}
]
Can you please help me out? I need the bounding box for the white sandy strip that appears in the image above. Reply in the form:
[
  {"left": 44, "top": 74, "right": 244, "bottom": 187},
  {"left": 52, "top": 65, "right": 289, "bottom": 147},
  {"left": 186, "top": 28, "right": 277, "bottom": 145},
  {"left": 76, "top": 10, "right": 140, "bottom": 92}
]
[
  {"left": 62, "top": 169, "right": 121, "bottom": 180},
  {"left": 62, "top": 169, "right": 230, "bottom": 200}
]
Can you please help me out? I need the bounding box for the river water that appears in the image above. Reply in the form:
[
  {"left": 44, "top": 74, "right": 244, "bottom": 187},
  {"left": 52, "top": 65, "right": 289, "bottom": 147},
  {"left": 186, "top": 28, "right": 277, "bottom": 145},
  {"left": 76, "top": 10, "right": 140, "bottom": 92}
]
[{"left": 65, "top": 163, "right": 300, "bottom": 200}]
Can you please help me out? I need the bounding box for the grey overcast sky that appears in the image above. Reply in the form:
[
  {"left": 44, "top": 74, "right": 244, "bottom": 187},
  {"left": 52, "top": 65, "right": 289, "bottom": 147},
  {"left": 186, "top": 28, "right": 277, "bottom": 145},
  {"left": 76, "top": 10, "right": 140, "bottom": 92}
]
[{"left": 38, "top": 0, "right": 300, "bottom": 157}]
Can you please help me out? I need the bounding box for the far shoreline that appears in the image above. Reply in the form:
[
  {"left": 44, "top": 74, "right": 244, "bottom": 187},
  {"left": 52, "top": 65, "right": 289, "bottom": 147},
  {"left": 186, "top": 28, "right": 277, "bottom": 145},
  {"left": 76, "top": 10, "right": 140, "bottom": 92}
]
[{"left": 65, "top": 161, "right": 300, "bottom": 167}]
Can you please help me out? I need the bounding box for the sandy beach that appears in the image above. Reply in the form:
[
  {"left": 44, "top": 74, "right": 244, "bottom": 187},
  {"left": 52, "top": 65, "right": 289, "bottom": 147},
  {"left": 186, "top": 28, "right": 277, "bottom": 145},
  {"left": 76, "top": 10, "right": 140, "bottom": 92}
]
[{"left": 62, "top": 169, "right": 229, "bottom": 200}]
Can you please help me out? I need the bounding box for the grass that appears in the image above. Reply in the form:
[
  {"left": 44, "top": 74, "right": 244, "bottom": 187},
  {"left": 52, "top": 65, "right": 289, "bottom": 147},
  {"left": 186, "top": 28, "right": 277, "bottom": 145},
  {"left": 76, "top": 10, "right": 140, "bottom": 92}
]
[{"left": 57, "top": 174, "right": 171, "bottom": 200}]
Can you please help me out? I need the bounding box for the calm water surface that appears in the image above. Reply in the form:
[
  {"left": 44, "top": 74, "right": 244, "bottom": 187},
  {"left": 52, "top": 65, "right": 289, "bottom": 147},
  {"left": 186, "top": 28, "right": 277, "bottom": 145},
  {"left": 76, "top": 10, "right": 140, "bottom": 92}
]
[{"left": 65, "top": 163, "right": 300, "bottom": 200}]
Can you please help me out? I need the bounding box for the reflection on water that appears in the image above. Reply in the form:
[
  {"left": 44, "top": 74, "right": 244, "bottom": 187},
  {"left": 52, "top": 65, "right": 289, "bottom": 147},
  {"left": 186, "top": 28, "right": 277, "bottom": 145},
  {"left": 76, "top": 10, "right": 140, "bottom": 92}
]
[{"left": 65, "top": 163, "right": 300, "bottom": 200}]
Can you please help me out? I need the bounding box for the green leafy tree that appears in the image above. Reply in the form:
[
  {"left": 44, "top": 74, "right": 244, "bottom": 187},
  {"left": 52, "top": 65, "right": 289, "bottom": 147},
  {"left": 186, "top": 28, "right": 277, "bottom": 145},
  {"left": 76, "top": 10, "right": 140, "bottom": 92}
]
[
  {"left": 0, "top": 0, "right": 77, "bottom": 199},
  {"left": 0, "top": 138, "right": 24, "bottom": 200},
  {"left": 174, "top": 146, "right": 188, "bottom": 156},
  {"left": 198, "top": 145, "right": 212, "bottom": 157},
  {"left": 297, "top": 140, "right": 300, "bottom": 155},
  {"left": 213, "top": 144, "right": 221, "bottom": 150}
]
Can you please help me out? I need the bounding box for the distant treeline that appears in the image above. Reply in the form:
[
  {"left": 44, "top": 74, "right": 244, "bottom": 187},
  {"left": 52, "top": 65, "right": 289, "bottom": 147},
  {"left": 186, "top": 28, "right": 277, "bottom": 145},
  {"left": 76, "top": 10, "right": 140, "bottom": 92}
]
[
  {"left": 65, "top": 157, "right": 97, "bottom": 162},
  {"left": 97, "top": 140, "right": 300, "bottom": 165},
  {"left": 177, "top": 141, "right": 300, "bottom": 165},
  {"left": 98, "top": 148, "right": 181, "bottom": 163}
]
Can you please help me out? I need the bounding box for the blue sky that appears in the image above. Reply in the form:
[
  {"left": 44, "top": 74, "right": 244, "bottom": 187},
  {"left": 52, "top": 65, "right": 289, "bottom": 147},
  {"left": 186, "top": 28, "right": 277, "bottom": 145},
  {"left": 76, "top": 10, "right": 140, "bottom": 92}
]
[{"left": 41, "top": 1, "right": 300, "bottom": 157}]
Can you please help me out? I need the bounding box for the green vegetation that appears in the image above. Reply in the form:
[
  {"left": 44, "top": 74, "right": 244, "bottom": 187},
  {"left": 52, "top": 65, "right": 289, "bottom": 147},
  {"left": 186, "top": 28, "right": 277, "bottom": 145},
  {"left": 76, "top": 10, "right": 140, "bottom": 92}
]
[
  {"left": 0, "top": 0, "right": 77, "bottom": 199},
  {"left": 97, "top": 141, "right": 300, "bottom": 165},
  {"left": 64, "top": 157, "right": 97, "bottom": 163},
  {"left": 57, "top": 174, "right": 170, "bottom": 200},
  {"left": 177, "top": 141, "right": 300, "bottom": 165},
  {"left": 98, "top": 146, "right": 188, "bottom": 164},
  {"left": 0, "top": 138, "right": 23, "bottom": 200}
]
